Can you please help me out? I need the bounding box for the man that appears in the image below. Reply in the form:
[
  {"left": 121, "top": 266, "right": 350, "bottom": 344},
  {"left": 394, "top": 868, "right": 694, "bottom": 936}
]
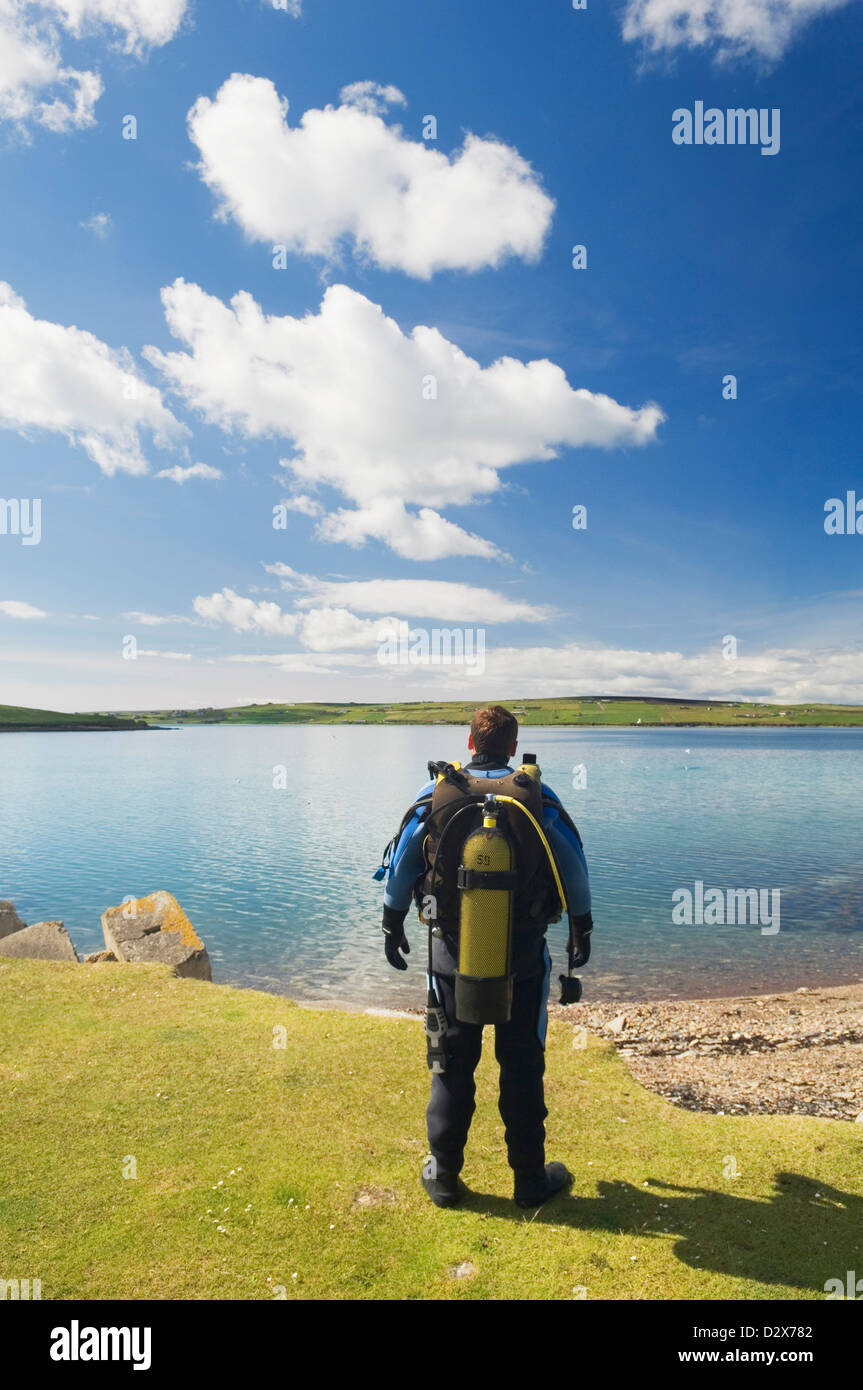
[{"left": 379, "top": 705, "right": 593, "bottom": 1209}]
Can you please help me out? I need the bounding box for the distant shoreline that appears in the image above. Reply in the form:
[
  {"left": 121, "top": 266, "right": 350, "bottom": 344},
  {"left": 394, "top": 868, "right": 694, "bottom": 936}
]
[
  {"left": 5, "top": 720, "right": 863, "bottom": 732},
  {"left": 0, "top": 721, "right": 149, "bottom": 733},
  {"left": 4, "top": 696, "right": 863, "bottom": 731}
]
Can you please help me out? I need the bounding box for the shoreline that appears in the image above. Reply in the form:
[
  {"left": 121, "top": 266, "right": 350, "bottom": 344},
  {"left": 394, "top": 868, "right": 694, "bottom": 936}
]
[
  {"left": 6, "top": 721, "right": 863, "bottom": 732},
  {"left": 291, "top": 979, "right": 863, "bottom": 1123}
]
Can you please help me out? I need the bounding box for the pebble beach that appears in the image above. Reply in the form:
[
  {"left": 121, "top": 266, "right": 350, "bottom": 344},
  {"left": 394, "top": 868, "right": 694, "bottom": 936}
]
[{"left": 552, "top": 981, "right": 863, "bottom": 1122}]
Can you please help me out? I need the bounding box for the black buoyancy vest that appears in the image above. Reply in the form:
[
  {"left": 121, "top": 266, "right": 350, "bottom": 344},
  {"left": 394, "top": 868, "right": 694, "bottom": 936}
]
[{"left": 417, "top": 762, "right": 564, "bottom": 932}]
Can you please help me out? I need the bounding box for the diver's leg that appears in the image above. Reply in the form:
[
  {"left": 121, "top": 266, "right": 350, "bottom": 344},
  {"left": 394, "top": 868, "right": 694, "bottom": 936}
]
[
  {"left": 495, "top": 945, "right": 552, "bottom": 1176},
  {"left": 426, "top": 972, "right": 483, "bottom": 1177}
]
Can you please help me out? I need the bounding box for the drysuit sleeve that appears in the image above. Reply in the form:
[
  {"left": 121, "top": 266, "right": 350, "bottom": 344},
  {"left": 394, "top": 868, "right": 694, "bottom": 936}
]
[
  {"left": 540, "top": 782, "right": 591, "bottom": 919},
  {"left": 382, "top": 781, "right": 433, "bottom": 920}
]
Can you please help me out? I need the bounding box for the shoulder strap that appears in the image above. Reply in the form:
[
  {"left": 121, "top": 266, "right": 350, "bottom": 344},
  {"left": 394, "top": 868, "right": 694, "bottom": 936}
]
[
  {"left": 372, "top": 791, "right": 433, "bottom": 881},
  {"left": 542, "top": 795, "right": 583, "bottom": 847}
]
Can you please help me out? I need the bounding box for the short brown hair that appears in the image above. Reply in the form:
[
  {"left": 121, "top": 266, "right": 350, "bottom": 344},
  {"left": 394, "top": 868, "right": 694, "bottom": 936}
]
[{"left": 470, "top": 705, "right": 518, "bottom": 760}]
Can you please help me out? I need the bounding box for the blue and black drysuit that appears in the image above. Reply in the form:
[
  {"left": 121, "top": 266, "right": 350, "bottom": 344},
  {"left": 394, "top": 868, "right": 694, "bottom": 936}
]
[{"left": 382, "top": 753, "right": 592, "bottom": 1181}]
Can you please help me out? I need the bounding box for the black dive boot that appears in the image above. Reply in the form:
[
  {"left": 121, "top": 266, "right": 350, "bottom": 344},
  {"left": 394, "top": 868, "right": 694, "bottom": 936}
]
[
  {"left": 421, "top": 1158, "right": 462, "bottom": 1208},
  {"left": 514, "top": 1161, "right": 573, "bottom": 1209}
]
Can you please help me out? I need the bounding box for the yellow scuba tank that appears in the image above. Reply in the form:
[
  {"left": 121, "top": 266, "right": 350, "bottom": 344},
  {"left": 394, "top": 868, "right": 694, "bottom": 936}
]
[{"left": 455, "top": 795, "right": 516, "bottom": 1024}]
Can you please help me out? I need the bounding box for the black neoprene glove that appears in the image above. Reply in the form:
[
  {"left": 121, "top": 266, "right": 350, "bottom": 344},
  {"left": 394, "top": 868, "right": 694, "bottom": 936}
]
[
  {"left": 569, "top": 910, "right": 593, "bottom": 968},
  {"left": 382, "top": 905, "right": 410, "bottom": 971}
]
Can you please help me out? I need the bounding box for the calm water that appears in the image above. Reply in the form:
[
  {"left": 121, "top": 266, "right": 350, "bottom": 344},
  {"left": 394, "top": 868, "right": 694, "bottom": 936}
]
[{"left": 2, "top": 725, "right": 862, "bottom": 1006}]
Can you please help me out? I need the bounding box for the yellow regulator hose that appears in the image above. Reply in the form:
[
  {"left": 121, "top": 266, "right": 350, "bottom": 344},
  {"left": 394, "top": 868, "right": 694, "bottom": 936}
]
[{"left": 493, "top": 795, "right": 568, "bottom": 919}]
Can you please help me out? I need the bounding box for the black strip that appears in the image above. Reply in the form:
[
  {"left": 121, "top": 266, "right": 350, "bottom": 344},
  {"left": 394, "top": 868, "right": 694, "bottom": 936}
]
[{"left": 457, "top": 868, "right": 519, "bottom": 890}]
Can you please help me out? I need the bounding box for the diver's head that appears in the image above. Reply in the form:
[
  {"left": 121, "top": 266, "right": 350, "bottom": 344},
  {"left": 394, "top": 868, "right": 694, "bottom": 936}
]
[{"left": 467, "top": 705, "right": 518, "bottom": 763}]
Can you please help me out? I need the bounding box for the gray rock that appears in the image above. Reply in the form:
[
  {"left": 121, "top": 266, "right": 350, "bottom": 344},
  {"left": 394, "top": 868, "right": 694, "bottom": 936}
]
[
  {"left": 0, "top": 901, "right": 27, "bottom": 940},
  {"left": 0, "top": 920, "right": 79, "bottom": 962},
  {"left": 101, "top": 891, "right": 211, "bottom": 981},
  {"left": 83, "top": 950, "right": 117, "bottom": 964}
]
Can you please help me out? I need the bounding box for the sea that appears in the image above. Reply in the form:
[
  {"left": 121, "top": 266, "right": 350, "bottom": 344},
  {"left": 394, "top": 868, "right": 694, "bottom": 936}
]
[{"left": 2, "top": 724, "right": 862, "bottom": 1007}]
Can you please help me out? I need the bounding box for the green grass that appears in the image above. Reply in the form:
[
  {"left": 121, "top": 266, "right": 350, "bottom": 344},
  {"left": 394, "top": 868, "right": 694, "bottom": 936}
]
[{"left": 1, "top": 959, "right": 861, "bottom": 1300}]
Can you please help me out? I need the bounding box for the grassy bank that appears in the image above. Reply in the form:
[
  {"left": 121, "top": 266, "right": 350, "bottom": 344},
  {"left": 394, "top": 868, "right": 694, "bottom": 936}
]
[{"left": 2, "top": 959, "right": 861, "bottom": 1300}]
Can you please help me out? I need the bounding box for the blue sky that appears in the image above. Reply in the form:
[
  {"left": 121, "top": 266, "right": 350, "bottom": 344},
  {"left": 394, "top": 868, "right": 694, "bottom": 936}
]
[{"left": 0, "top": 0, "right": 862, "bottom": 709}]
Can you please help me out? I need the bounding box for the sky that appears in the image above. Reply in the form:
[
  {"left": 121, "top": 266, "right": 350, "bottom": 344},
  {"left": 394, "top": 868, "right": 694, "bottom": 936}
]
[{"left": 0, "top": 0, "right": 862, "bottom": 711}]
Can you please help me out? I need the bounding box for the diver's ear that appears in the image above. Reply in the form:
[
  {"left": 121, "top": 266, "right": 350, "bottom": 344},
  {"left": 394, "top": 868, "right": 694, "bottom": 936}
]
[
  {"left": 467, "top": 733, "right": 475, "bottom": 751},
  {"left": 510, "top": 741, "right": 518, "bottom": 757}
]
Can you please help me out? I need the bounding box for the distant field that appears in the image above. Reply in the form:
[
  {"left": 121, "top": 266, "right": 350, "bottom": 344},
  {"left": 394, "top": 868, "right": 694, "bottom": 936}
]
[{"left": 121, "top": 698, "right": 863, "bottom": 728}]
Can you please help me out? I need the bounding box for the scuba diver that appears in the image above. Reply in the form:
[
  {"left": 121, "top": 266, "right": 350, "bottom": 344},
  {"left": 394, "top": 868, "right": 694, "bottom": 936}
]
[{"left": 375, "top": 705, "right": 593, "bottom": 1209}]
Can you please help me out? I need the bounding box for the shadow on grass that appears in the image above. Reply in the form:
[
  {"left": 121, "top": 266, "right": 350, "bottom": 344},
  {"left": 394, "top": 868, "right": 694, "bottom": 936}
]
[{"left": 460, "top": 1174, "right": 863, "bottom": 1292}]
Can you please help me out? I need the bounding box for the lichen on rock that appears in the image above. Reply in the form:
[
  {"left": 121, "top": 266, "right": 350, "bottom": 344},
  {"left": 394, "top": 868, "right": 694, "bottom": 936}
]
[{"left": 101, "top": 891, "right": 212, "bottom": 981}]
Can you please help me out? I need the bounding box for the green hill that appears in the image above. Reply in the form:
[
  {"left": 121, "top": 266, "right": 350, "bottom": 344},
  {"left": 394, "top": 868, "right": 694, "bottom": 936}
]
[{"left": 0, "top": 704, "right": 148, "bottom": 731}]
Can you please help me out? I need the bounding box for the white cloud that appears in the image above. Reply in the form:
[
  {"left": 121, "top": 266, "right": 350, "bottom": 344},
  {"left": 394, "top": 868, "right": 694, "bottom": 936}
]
[
  {"left": 137, "top": 648, "right": 192, "bottom": 660},
  {"left": 279, "top": 492, "right": 322, "bottom": 517},
  {"left": 232, "top": 635, "right": 863, "bottom": 703},
  {"left": 0, "top": 1, "right": 102, "bottom": 131},
  {"left": 622, "top": 0, "right": 851, "bottom": 63},
  {"left": 193, "top": 587, "right": 299, "bottom": 636},
  {"left": 8, "top": 629, "right": 863, "bottom": 708},
  {"left": 0, "top": 281, "right": 187, "bottom": 474},
  {"left": 176, "top": 624, "right": 863, "bottom": 702},
  {"left": 186, "top": 73, "right": 555, "bottom": 278},
  {"left": 265, "top": 565, "right": 551, "bottom": 623},
  {"left": 227, "top": 651, "right": 373, "bottom": 675},
  {"left": 80, "top": 211, "right": 112, "bottom": 237},
  {"left": 124, "top": 611, "right": 196, "bottom": 626},
  {"left": 195, "top": 571, "right": 549, "bottom": 660},
  {"left": 429, "top": 640, "right": 863, "bottom": 704},
  {"left": 263, "top": 0, "right": 302, "bottom": 16},
  {"left": 316, "top": 499, "right": 504, "bottom": 561},
  {"left": 146, "top": 280, "right": 663, "bottom": 559},
  {"left": 156, "top": 461, "right": 223, "bottom": 483},
  {"left": 298, "top": 606, "right": 393, "bottom": 653},
  {"left": 339, "top": 80, "right": 407, "bottom": 116},
  {"left": 192, "top": 585, "right": 396, "bottom": 651},
  {"left": 0, "top": 0, "right": 189, "bottom": 132},
  {"left": 0, "top": 599, "right": 47, "bottom": 619}
]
